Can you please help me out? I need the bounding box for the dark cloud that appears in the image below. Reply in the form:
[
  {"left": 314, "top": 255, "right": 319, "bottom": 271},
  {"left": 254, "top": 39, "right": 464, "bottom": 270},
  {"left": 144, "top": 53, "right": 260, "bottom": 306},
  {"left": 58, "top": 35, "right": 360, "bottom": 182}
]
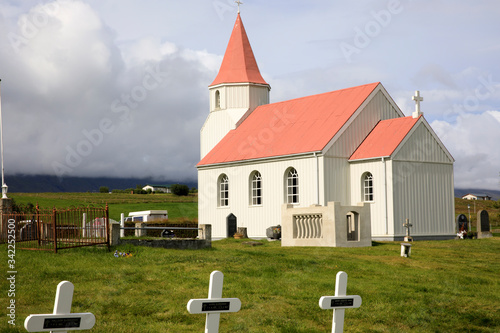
[{"left": 0, "top": 0, "right": 499, "bottom": 190}]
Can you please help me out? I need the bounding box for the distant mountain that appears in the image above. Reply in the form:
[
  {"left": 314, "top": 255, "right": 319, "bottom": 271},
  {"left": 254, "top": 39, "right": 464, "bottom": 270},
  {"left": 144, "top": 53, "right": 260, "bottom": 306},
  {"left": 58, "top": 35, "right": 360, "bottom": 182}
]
[
  {"left": 5, "top": 174, "right": 197, "bottom": 193},
  {"left": 5, "top": 174, "right": 499, "bottom": 199},
  {"left": 455, "top": 188, "right": 500, "bottom": 201}
]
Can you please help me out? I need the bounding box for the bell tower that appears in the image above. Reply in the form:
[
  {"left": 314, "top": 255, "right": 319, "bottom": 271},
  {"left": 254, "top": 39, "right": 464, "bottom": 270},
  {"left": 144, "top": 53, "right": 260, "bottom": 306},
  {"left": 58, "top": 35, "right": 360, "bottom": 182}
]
[{"left": 200, "top": 12, "right": 270, "bottom": 159}]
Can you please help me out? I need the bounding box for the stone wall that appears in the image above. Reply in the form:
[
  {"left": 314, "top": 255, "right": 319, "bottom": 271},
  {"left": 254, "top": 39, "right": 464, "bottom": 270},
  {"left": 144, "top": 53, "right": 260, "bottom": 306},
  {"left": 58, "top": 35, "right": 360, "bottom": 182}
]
[
  {"left": 281, "top": 202, "right": 372, "bottom": 247},
  {"left": 109, "top": 223, "right": 212, "bottom": 249}
]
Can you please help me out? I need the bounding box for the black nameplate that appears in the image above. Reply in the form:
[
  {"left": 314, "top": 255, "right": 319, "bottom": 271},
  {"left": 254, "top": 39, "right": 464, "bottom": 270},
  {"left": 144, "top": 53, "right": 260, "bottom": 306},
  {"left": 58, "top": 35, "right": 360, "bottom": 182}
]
[
  {"left": 202, "top": 301, "right": 230, "bottom": 312},
  {"left": 330, "top": 298, "right": 354, "bottom": 307},
  {"left": 43, "top": 317, "right": 81, "bottom": 329}
]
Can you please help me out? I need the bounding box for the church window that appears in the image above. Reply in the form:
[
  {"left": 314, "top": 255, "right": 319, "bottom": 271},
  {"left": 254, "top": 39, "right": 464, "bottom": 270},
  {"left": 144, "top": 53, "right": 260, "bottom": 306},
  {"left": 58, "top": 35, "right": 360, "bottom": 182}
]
[
  {"left": 286, "top": 168, "right": 299, "bottom": 204},
  {"left": 251, "top": 171, "right": 262, "bottom": 206},
  {"left": 215, "top": 90, "right": 221, "bottom": 109},
  {"left": 219, "top": 174, "right": 229, "bottom": 207},
  {"left": 363, "top": 173, "right": 374, "bottom": 202}
]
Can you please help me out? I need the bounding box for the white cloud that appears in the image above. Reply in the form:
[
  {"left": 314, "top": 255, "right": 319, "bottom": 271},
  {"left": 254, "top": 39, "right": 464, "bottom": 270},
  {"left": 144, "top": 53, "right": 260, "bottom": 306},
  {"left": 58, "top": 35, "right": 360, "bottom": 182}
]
[
  {"left": 1, "top": 0, "right": 216, "bottom": 181},
  {"left": 432, "top": 111, "right": 500, "bottom": 190}
]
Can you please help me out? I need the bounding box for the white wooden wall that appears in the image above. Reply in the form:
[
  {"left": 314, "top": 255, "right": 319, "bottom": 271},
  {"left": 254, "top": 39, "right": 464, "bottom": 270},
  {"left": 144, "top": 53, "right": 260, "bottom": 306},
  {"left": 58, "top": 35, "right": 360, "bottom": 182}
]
[
  {"left": 208, "top": 84, "right": 269, "bottom": 111},
  {"left": 349, "top": 159, "right": 391, "bottom": 237},
  {"left": 198, "top": 154, "right": 322, "bottom": 239},
  {"left": 326, "top": 89, "right": 403, "bottom": 158},
  {"left": 199, "top": 107, "right": 248, "bottom": 159},
  {"left": 390, "top": 120, "right": 455, "bottom": 238},
  {"left": 390, "top": 161, "right": 454, "bottom": 237}
]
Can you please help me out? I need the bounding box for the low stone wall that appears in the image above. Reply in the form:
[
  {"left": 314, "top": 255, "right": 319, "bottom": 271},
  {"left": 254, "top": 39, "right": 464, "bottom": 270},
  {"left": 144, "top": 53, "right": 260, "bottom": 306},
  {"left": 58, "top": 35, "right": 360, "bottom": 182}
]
[
  {"left": 118, "top": 238, "right": 211, "bottom": 250},
  {"left": 109, "top": 223, "right": 211, "bottom": 249}
]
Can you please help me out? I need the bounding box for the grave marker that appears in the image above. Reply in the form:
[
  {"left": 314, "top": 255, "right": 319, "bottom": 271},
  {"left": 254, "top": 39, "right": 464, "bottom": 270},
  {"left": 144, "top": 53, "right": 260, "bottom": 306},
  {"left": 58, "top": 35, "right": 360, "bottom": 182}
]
[
  {"left": 456, "top": 214, "right": 468, "bottom": 232},
  {"left": 24, "top": 281, "right": 95, "bottom": 333},
  {"left": 319, "top": 271, "right": 362, "bottom": 333},
  {"left": 403, "top": 219, "right": 413, "bottom": 242},
  {"left": 477, "top": 210, "right": 492, "bottom": 238},
  {"left": 187, "top": 270, "right": 241, "bottom": 333}
]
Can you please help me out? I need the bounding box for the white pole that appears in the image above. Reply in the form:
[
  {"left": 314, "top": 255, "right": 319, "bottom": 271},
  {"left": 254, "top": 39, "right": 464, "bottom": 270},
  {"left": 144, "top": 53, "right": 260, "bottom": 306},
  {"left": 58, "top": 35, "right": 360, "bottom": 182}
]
[
  {"left": 120, "top": 213, "right": 125, "bottom": 238},
  {"left": 0, "top": 79, "right": 7, "bottom": 199}
]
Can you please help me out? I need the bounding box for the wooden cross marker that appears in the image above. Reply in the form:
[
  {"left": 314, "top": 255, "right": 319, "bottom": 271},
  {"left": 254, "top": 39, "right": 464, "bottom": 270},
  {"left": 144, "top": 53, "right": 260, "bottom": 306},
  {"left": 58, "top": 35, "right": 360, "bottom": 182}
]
[
  {"left": 412, "top": 90, "right": 424, "bottom": 117},
  {"left": 187, "top": 271, "right": 241, "bottom": 333},
  {"left": 24, "top": 281, "right": 95, "bottom": 332},
  {"left": 319, "top": 271, "right": 362, "bottom": 333}
]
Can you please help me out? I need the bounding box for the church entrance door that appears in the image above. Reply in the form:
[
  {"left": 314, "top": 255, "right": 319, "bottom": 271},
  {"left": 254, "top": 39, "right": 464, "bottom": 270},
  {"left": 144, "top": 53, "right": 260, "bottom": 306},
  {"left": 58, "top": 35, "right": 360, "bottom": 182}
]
[{"left": 227, "top": 214, "right": 237, "bottom": 238}]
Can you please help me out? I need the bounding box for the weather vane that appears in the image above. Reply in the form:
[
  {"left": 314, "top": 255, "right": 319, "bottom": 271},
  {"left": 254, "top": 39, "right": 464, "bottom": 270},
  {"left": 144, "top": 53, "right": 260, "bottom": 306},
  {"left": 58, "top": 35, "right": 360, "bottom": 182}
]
[{"left": 235, "top": 0, "right": 243, "bottom": 13}]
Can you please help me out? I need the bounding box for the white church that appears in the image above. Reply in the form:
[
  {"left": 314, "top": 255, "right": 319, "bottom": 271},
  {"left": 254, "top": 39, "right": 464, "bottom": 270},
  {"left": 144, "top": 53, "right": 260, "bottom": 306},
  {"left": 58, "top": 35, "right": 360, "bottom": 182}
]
[{"left": 197, "top": 12, "right": 455, "bottom": 242}]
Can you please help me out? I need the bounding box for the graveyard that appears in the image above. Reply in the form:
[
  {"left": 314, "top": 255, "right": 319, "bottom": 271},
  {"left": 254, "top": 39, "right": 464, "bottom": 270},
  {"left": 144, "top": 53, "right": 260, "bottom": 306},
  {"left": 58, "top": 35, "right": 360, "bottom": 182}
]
[
  {"left": 1, "top": 192, "right": 499, "bottom": 332},
  {"left": 1, "top": 234, "right": 499, "bottom": 332}
]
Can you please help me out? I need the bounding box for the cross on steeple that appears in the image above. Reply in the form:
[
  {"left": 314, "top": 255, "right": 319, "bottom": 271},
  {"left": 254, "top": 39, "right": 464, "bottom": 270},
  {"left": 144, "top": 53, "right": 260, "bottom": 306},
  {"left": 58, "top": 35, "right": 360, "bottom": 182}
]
[
  {"left": 235, "top": 0, "right": 243, "bottom": 13},
  {"left": 412, "top": 90, "right": 423, "bottom": 118}
]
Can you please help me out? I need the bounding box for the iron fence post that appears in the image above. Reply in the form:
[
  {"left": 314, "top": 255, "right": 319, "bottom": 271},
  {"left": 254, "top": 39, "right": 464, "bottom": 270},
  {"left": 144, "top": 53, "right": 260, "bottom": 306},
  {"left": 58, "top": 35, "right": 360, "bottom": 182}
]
[{"left": 52, "top": 207, "right": 57, "bottom": 253}]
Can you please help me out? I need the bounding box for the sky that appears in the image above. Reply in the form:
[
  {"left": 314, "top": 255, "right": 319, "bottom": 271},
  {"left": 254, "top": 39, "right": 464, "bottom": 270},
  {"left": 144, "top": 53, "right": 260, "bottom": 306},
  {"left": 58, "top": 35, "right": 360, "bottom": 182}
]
[{"left": 0, "top": 0, "right": 499, "bottom": 190}]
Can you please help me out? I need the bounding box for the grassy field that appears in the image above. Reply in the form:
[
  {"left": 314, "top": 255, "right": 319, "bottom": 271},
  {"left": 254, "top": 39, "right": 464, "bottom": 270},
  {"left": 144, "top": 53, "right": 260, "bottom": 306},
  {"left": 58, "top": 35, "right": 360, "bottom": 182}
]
[
  {"left": 2, "top": 193, "right": 499, "bottom": 332},
  {"left": 7, "top": 192, "right": 198, "bottom": 222},
  {"left": 1, "top": 238, "right": 499, "bottom": 332}
]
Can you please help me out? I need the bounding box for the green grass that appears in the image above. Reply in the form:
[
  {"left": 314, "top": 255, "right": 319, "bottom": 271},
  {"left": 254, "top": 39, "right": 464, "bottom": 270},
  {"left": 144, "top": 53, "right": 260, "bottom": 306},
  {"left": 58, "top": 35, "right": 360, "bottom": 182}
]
[{"left": 1, "top": 238, "right": 499, "bottom": 332}]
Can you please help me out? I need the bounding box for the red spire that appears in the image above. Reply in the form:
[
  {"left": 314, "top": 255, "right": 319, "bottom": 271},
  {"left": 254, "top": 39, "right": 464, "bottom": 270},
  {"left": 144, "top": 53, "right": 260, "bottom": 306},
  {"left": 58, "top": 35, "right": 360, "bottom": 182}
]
[{"left": 210, "top": 13, "right": 268, "bottom": 86}]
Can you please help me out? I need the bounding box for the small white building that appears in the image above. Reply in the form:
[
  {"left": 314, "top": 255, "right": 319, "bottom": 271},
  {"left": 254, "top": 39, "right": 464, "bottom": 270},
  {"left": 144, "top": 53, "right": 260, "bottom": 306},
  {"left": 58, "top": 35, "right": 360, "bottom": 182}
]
[
  {"left": 461, "top": 193, "right": 491, "bottom": 200},
  {"left": 197, "top": 13, "right": 455, "bottom": 241},
  {"left": 126, "top": 210, "right": 168, "bottom": 222},
  {"left": 142, "top": 185, "right": 171, "bottom": 193}
]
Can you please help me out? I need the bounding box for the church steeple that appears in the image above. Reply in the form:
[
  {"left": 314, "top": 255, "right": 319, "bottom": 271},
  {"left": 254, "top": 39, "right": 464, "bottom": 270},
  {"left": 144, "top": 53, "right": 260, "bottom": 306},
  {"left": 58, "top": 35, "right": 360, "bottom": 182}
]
[
  {"left": 210, "top": 13, "right": 268, "bottom": 87},
  {"left": 201, "top": 12, "right": 270, "bottom": 159}
]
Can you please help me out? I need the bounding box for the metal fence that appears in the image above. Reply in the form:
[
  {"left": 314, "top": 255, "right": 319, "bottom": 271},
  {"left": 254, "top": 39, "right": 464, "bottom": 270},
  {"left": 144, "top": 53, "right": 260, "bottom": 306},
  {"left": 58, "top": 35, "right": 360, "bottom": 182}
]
[{"left": 0, "top": 205, "right": 109, "bottom": 253}]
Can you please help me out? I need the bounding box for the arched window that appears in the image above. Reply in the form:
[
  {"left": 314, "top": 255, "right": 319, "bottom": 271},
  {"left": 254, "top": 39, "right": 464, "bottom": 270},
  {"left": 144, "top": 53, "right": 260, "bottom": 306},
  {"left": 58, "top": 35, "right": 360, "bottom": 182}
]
[
  {"left": 251, "top": 171, "right": 262, "bottom": 206},
  {"left": 286, "top": 168, "right": 299, "bottom": 204},
  {"left": 218, "top": 174, "right": 229, "bottom": 207},
  {"left": 363, "top": 172, "right": 374, "bottom": 202},
  {"left": 215, "top": 90, "right": 221, "bottom": 109}
]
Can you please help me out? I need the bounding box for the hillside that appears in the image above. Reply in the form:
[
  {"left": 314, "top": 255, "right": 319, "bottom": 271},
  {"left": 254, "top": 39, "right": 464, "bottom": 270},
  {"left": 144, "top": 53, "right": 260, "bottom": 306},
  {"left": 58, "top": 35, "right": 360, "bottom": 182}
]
[
  {"left": 454, "top": 188, "right": 500, "bottom": 200},
  {"left": 5, "top": 174, "right": 196, "bottom": 193}
]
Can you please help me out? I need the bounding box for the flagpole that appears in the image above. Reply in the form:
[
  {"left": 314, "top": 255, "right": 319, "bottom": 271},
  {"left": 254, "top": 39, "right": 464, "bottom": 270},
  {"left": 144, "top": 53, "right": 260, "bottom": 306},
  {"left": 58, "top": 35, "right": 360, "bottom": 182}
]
[{"left": 0, "top": 79, "right": 7, "bottom": 199}]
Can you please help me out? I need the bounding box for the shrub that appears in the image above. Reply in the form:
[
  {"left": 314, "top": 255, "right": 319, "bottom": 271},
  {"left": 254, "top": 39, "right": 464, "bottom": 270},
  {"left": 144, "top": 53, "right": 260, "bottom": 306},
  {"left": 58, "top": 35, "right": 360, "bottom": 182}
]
[
  {"left": 99, "top": 186, "right": 109, "bottom": 193},
  {"left": 171, "top": 184, "right": 189, "bottom": 196}
]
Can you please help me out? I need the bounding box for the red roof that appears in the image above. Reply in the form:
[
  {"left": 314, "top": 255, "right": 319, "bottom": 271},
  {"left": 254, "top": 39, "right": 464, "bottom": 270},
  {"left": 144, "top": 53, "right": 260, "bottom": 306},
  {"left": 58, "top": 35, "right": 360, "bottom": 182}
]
[
  {"left": 349, "top": 116, "right": 420, "bottom": 161},
  {"left": 198, "top": 82, "right": 380, "bottom": 166},
  {"left": 210, "top": 13, "right": 268, "bottom": 86}
]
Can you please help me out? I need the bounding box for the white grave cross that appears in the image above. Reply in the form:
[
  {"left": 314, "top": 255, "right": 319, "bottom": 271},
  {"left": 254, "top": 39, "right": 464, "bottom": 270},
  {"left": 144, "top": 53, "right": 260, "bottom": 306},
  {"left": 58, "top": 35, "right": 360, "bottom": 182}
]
[
  {"left": 319, "top": 271, "right": 362, "bottom": 333},
  {"left": 24, "top": 281, "right": 95, "bottom": 333},
  {"left": 187, "top": 271, "right": 241, "bottom": 333},
  {"left": 403, "top": 219, "right": 413, "bottom": 238}
]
